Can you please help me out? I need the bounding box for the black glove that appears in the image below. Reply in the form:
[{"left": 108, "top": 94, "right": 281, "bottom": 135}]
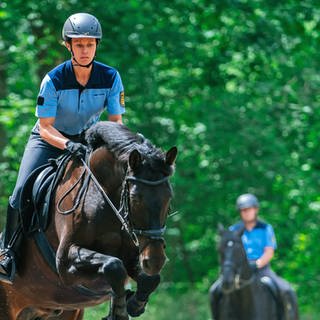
[
  {"left": 65, "top": 141, "right": 87, "bottom": 158},
  {"left": 249, "top": 260, "right": 258, "bottom": 272}
]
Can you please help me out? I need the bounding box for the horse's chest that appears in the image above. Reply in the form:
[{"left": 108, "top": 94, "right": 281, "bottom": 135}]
[{"left": 90, "top": 231, "right": 123, "bottom": 255}]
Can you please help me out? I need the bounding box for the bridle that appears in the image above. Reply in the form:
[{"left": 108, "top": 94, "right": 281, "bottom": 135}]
[
  {"left": 118, "top": 175, "right": 169, "bottom": 249},
  {"left": 58, "top": 156, "right": 170, "bottom": 252}
]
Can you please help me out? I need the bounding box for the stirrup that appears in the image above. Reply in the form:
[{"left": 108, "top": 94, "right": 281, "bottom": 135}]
[{"left": 0, "top": 249, "right": 16, "bottom": 284}]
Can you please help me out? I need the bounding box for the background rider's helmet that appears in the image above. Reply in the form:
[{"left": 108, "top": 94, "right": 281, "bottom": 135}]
[
  {"left": 236, "top": 194, "right": 259, "bottom": 210},
  {"left": 62, "top": 13, "right": 102, "bottom": 41}
]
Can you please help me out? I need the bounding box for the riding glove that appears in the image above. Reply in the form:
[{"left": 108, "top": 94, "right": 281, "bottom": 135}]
[{"left": 65, "top": 141, "right": 87, "bottom": 158}]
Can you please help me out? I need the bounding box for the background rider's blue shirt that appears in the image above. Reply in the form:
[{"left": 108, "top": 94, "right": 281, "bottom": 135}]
[
  {"left": 34, "top": 60, "right": 125, "bottom": 135},
  {"left": 230, "top": 220, "right": 277, "bottom": 261}
]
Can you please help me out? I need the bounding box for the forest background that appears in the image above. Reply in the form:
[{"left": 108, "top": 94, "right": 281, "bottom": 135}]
[{"left": 0, "top": 1, "right": 320, "bottom": 319}]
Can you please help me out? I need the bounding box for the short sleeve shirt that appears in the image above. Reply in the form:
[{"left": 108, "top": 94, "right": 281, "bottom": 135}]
[
  {"left": 230, "top": 220, "right": 277, "bottom": 261},
  {"left": 34, "top": 60, "right": 125, "bottom": 135}
]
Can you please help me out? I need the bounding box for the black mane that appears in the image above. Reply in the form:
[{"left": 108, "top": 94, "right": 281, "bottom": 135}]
[{"left": 85, "top": 121, "right": 170, "bottom": 173}]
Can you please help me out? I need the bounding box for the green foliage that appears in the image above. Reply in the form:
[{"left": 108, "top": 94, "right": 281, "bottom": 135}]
[
  {"left": 84, "top": 285, "right": 211, "bottom": 320},
  {"left": 1, "top": 0, "right": 320, "bottom": 316}
]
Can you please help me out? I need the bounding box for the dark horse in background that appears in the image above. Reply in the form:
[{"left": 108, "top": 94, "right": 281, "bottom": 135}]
[
  {"left": 0, "top": 121, "right": 177, "bottom": 319},
  {"left": 209, "top": 226, "right": 299, "bottom": 320}
]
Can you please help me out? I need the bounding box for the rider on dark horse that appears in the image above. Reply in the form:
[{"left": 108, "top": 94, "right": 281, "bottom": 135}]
[
  {"left": 0, "top": 13, "right": 126, "bottom": 284},
  {"left": 210, "top": 193, "right": 297, "bottom": 319}
]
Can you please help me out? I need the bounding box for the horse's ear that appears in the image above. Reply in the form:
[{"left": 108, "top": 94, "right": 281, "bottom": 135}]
[
  {"left": 166, "top": 146, "right": 178, "bottom": 166},
  {"left": 129, "top": 149, "right": 142, "bottom": 171}
]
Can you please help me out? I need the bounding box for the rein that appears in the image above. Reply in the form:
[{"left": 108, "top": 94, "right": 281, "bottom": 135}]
[
  {"left": 81, "top": 158, "right": 140, "bottom": 246},
  {"left": 221, "top": 261, "right": 255, "bottom": 295},
  {"left": 56, "top": 154, "right": 170, "bottom": 248}
]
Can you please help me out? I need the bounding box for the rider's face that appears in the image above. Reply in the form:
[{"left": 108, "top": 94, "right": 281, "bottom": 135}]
[
  {"left": 240, "top": 207, "right": 258, "bottom": 224},
  {"left": 66, "top": 38, "right": 97, "bottom": 65}
]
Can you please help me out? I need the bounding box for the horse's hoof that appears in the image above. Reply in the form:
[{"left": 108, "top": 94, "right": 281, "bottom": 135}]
[{"left": 127, "top": 294, "right": 148, "bottom": 317}]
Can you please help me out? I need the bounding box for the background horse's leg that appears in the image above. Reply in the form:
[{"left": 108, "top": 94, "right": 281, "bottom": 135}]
[
  {"left": 127, "top": 272, "right": 160, "bottom": 317},
  {"left": 57, "top": 245, "right": 128, "bottom": 320}
]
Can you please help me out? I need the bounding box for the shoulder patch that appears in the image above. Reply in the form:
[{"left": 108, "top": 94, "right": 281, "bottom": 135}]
[
  {"left": 120, "top": 91, "right": 125, "bottom": 106},
  {"left": 37, "top": 96, "right": 45, "bottom": 106}
]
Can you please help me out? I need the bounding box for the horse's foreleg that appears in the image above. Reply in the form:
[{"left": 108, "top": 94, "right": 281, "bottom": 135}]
[
  {"left": 127, "top": 272, "right": 160, "bottom": 317},
  {"left": 57, "top": 245, "right": 128, "bottom": 320}
]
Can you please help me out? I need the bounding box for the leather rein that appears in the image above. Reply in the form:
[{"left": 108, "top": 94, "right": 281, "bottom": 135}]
[{"left": 57, "top": 154, "right": 170, "bottom": 248}]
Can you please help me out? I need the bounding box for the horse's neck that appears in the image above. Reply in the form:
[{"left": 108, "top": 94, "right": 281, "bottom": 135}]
[
  {"left": 234, "top": 285, "right": 256, "bottom": 319},
  {"left": 236, "top": 256, "right": 258, "bottom": 319},
  {"left": 242, "top": 260, "right": 253, "bottom": 280},
  {"left": 89, "top": 147, "right": 125, "bottom": 189},
  {"left": 239, "top": 243, "right": 253, "bottom": 280}
]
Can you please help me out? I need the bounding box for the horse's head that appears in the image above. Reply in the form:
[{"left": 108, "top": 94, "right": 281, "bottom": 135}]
[
  {"left": 85, "top": 122, "right": 178, "bottom": 276},
  {"left": 218, "top": 224, "right": 249, "bottom": 292},
  {"left": 126, "top": 146, "right": 178, "bottom": 276}
]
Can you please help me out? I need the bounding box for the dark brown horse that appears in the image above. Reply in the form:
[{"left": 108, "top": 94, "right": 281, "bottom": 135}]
[{"left": 0, "top": 121, "right": 177, "bottom": 320}]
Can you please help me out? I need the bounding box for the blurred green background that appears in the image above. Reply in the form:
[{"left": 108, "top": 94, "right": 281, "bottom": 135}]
[{"left": 1, "top": 0, "right": 320, "bottom": 318}]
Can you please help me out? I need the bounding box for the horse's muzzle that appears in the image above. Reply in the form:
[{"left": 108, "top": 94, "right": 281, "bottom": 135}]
[{"left": 139, "top": 240, "right": 167, "bottom": 276}]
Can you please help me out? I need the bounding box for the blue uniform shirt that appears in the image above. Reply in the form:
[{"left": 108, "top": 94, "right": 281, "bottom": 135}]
[
  {"left": 34, "top": 60, "right": 125, "bottom": 135},
  {"left": 230, "top": 220, "right": 277, "bottom": 261}
]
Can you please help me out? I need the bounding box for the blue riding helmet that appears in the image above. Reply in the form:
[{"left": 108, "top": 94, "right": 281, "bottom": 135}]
[
  {"left": 236, "top": 194, "right": 259, "bottom": 210},
  {"left": 62, "top": 13, "right": 102, "bottom": 41}
]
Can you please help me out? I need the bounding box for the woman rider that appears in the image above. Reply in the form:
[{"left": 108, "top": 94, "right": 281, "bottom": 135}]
[{"left": 0, "top": 13, "right": 126, "bottom": 283}]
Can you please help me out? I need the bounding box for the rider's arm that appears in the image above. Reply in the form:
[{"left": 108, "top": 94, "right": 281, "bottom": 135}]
[
  {"left": 39, "top": 117, "right": 69, "bottom": 150},
  {"left": 256, "top": 247, "right": 274, "bottom": 268},
  {"left": 106, "top": 72, "right": 125, "bottom": 121},
  {"left": 256, "top": 224, "right": 277, "bottom": 268}
]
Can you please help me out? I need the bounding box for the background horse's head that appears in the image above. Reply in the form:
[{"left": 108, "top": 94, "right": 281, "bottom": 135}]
[
  {"left": 218, "top": 225, "right": 250, "bottom": 293},
  {"left": 86, "top": 122, "right": 177, "bottom": 276}
]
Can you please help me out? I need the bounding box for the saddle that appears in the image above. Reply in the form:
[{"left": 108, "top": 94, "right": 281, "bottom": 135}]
[
  {"left": 19, "top": 153, "right": 71, "bottom": 234},
  {"left": 260, "top": 276, "right": 279, "bottom": 300},
  {"left": 14, "top": 154, "right": 72, "bottom": 273}
]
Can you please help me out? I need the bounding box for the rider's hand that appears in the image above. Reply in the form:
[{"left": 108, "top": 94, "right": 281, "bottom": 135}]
[{"left": 65, "top": 141, "right": 87, "bottom": 158}]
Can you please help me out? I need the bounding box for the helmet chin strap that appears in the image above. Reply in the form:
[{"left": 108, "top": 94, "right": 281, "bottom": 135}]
[{"left": 72, "top": 57, "right": 94, "bottom": 68}]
